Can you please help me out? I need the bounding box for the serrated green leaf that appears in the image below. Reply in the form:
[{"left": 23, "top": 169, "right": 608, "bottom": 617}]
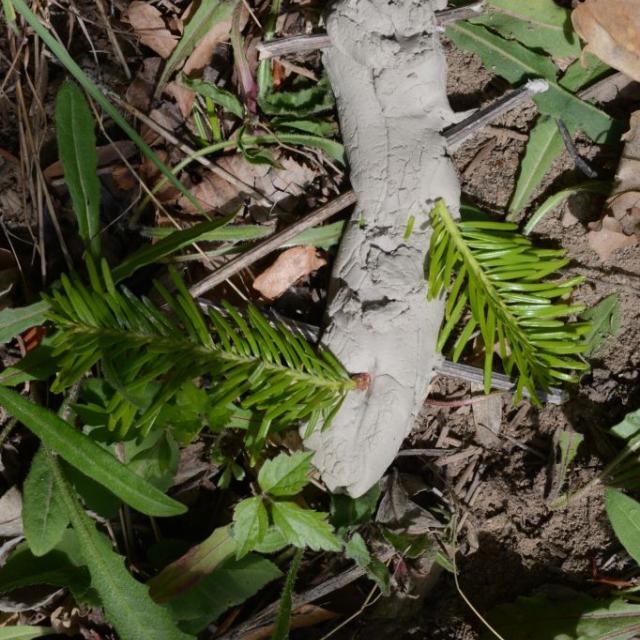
[
  {"left": 232, "top": 497, "right": 269, "bottom": 558},
  {"left": 55, "top": 82, "right": 101, "bottom": 259},
  {"left": 0, "top": 627, "right": 56, "bottom": 639},
  {"left": 254, "top": 527, "right": 288, "bottom": 554},
  {"left": 23, "top": 447, "right": 70, "bottom": 557},
  {"left": 472, "top": 0, "right": 580, "bottom": 59},
  {"left": 258, "top": 451, "right": 313, "bottom": 496},
  {"left": 0, "top": 387, "right": 185, "bottom": 517},
  {"left": 330, "top": 484, "right": 380, "bottom": 529},
  {"left": 47, "top": 454, "right": 194, "bottom": 640},
  {"left": 446, "top": 22, "right": 615, "bottom": 143},
  {"left": 579, "top": 294, "right": 621, "bottom": 356},
  {"left": 167, "top": 554, "right": 281, "bottom": 633},
  {"left": 344, "top": 532, "right": 371, "bottom": 567},
  {"left": 606, "top": 488, "right": 640, "bottom": 565},
  {"left": 0, "top": 301, "right": 49, "bottom": 346},
  {"left": 271, "top": 501, "right": 341, "bottom": 552},
  {"left": 182, "top": 77, "right": 244, "bottom": 118},
  {"left": 156, "top": 0, "right": 239, "bottom": 96},
  {"left": 485, "top": 586, "right": 640, "bottom": 640},
  {"left": 148, "top": 525, "right": 236, "bottom": 603}
]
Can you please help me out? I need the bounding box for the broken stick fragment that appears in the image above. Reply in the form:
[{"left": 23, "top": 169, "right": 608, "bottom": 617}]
[{"left": 304, "top": 0, "right": 462, "bottom": 497}]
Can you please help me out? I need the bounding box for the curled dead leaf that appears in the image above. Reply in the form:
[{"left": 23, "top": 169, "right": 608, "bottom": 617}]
[
  {"left": 587, "top": 223, "right": 638, "bottom": 262},
  {"left": 572, "top": 0, "right": 640, "bottom": 82},
  {"left": 126, "top": 2, "right": 178, "bottom": 59},
  {"left": 253, "top": 246, "right": 326, "bottom": 300}
]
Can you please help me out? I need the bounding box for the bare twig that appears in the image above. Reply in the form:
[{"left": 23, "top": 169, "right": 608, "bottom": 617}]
[
  {"left": 188, "top": 191, "right": 358, "bottom": 297},
  {"left": 256, "top": 2, "right": 485, "bottom": 58},
  {"left": 555, "top": 118, "right": 598, "bottom": 178}
]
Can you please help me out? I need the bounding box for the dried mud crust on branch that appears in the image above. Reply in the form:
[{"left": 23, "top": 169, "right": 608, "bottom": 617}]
[{"left": 304, "top": 0, "right": 461, "bottom": 497}]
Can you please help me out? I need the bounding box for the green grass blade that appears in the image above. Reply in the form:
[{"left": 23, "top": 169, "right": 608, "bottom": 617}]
[
  {"left": 10, "top": 0, "right": 201, "bottom": 213},
  {"left": 523, "top": 181, "right": 611, "bottom": 235},
  {"left": 157, "top": 0, "right": 238, "bottom": 96},
  {"left": 46, "top": 453, "right": 194, "bottom": 640},
  {"left": 112, "top": 216, "right": 233, "bottom": 282},
  {"left": 0, "top": 387, "right": 185, "bottom": 517},
  {"left": 55, "top": 82, "right": 101, "bottom": 259}
]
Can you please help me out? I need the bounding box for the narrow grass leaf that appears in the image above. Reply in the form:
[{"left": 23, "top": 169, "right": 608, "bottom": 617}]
[
  {"left": 158, "top": 0, "right": 238, "bottom": 95},
  {"left": 112, "top": 216, "right": 233, "bottom": 282},
  {"left": 47, "top": 455, "right": 194, "bottom": 640},
  {"left": 0, "top": 387, "right": 185, "bottom": 517},
  {"left": 10, "top": 0, "right": 202, "bottom": 213},
  {"left": 23, "top": 447, "right": 70, "bottom": 556},
  {"left": 55, "top": 82, "right": 101, "bottom": 259},
  {"left": 523, "top": 181, "right": 611, "bottom": 234}
]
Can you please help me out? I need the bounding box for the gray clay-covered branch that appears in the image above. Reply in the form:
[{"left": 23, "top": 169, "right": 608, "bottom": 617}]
[{"left": 304, "top": 0, "right": 463, "bottom": 497}]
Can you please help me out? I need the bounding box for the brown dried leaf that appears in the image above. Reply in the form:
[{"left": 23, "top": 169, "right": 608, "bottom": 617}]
[
  {"left": 572, "top": 0, "right": 640, "bottom": 82},
  {"left": 587, "top": 224, "right": 638, "bottom": 262},
  {"left": 163, "top": 82, "right": 195, "bottom": 118},
  {"left": 182, "top": 4, "right": 237, "bottom": 75},
  {"left": 126, "top": 2, "right": 178, "bottom": 59},
  {"left": 126, "top": 57, "right": 163, "bottom": 112},
  {"left": 178, "top": 153, "right": 318, "bottom": 215},
  {"left": 253, "top": 246, "right": 326, "bottom": 300}
]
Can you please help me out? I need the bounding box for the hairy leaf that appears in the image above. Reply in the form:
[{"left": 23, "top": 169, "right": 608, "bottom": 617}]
[
  {"left": 485, "top": 586, "right": 640, "bottom": 639},
  {"left": 446, "top": 21, "right": 615, "bottom": 142},
  {"left": 606, "top": 488, "right": 640, "bottom": 565},
  {"left": 580, "top": 294, "right": 621, "bottom": 356},
  {"left": 473, "top": 0, "right": 580, "bottom": 59},
  {"left": 272, "top": 548, "right": 302, "bottom": 640},
  {"left": 232, "top": 497, "right": 269, "bottom": 558},
  {"left": 165, "top": 554, "right": 281, "bottom": 633},
  {"left": 0, "top": 387, "right": 186, "bottom": 517},
  {"left": 47, "top": 454, "right": 194, "bottom": 640},
  {"left": 259, "top": 76, "right": 335, "bottom": 117},
  {"left": 23, "top": 447, "right": 69, "bottom": 556},
  {"left": 0, "top": 531, "right": 93, "bottom": 604},
  {"left": 428, "top": 200, "right": 590, "bottom": 400},
  {"left": 55, "top": 82, "right": 101, "bottom": 259},
  {"left": 258, "top": 451, "right": 313, "bottom": 497},
  {"left": 271, "top": 501, "right": 341, "bottom": 552},
  {"left": 148, "top": 525, "right": 236, "bottom": 602},
  {"left": 0, "top": 301, "right": 49, "bottom": 346}
]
